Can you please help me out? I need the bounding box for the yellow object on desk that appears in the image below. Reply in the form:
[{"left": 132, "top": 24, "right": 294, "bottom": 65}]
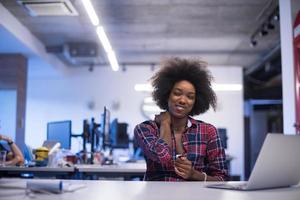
[{"left": 34, "top": 147, "right": 49, "bottom": 166}]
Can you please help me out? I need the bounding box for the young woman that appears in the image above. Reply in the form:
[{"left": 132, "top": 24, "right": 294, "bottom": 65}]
[{"left": 134, "top": 57, "right": 228, "bottom": 181}]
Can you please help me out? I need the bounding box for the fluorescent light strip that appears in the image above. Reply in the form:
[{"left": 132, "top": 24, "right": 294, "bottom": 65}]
[
  {"left": 144, "top": 97, "right": 154, "bottom": 103},
  {"left": 135, "top": 83, "right": 243, "bottom": 92},
  {"left": 142, "top": 105, "right": 162, "bottom": 112},
  {"left": 81, "top": 0, "right": 120, "bottom": 71},
  {"left": 81, "top": 0, "right": 99, "bottom": 26},
  {"left": 107, "top": 51, "right": 119, "bottom": 71},
  {"left": 134, "top": 84, "right": 153, "bottom": 92},
  {"left": 212, "top": 84, "right": 243, "bottom": 91},
  {"left": 96, "top": 26, "right": 113, "bottom": 52}
]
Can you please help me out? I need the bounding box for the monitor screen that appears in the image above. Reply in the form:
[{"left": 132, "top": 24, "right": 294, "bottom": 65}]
[
  {"left": 217, "top": 128, "right": 228, "bottom": 149},
  {"left": 110, "top": 118, "right": 129, "bottom": 148},
  {"left": 102, "top": 107, "right": 111, "bottom": 148},
  {"left": 47, "top": 120, "right": 72, "bottom": 149}
]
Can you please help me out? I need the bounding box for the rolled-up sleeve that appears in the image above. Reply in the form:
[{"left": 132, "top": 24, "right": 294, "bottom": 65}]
[{"left": 134, "top": 122, "right": 173, "bottom": 167}]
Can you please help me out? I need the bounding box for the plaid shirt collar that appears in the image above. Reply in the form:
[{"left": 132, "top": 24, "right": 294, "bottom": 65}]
[{"left": 187, "top": 116, "right": 198, "bottom": 129}]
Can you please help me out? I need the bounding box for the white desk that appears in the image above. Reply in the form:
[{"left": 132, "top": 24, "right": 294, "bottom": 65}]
[
  {"left": 0, "top": 166, "right": 75, "bottom": 173},
  {"left": 0, "top": 162, "right": 145, "bottom": 180},
  {"left": 0, "top": 178, "right": 300, "bottom": 200},
  {"left": 0, "top": 166, "right": 75, "bottom": 178},
  {"left": 75, "top": 162, "right": 146, "bottom": 179}
]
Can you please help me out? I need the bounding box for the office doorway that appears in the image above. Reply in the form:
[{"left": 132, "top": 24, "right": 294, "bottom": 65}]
[{"left": 244, "top": 100, "right": 283, "bottom": 179}]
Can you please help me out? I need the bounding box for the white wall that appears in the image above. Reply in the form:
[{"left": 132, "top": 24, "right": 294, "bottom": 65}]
[
  {"left": 25, "top": 64, "right": 244, "bottom": 178},
  {"left": 26, "top": 66, "right": 154, "bottom": 148}
]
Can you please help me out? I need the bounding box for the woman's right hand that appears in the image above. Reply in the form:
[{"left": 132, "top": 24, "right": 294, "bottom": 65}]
[
  {"left": 155, "top": 112, "right": 172, "bottom": 146},
  {"left": 155, "top": 111, "right": 171, "bottom": 126}
]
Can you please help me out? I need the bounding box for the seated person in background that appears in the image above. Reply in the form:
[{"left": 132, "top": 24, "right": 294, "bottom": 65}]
[
  {"left": 0, "top": 134, "right": 24, "bottom": 166},
  {"left": 134, "top": 57, "right": 228, "bottom": 181}
]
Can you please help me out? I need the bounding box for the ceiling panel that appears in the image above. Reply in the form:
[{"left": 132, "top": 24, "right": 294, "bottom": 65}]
[{"left": 0, "top": 0, "right": 280, "bottom": 69}]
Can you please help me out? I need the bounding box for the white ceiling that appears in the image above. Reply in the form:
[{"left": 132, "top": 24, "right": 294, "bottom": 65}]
[{"left": 0, "top": 0, "right": 281, "bottom": 69}]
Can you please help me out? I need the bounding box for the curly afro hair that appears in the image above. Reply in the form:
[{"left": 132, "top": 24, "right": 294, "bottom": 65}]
[{"left": 151, "top": 57, "right": 217, "bottom": 116}]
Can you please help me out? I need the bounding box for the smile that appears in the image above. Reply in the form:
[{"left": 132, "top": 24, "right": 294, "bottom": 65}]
[{"left": 175, "top": 105, "right": 185, "bottom": 111}]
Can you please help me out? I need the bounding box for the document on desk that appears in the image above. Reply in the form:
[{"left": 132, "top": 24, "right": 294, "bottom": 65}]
[
  {"left": 0, "top": 179, "right": 86, "bottom": 193},
  {"left": 0, "top": 179, "right": 26, "bottom": 189},
  {"left": 27, "top": 180, "right": 86, "bottom": 193}
]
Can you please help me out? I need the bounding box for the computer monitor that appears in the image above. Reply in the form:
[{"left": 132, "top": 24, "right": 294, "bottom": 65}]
[
  {"left": 101, "top": 107, "right": 111, "bottom": 149},
  {"left": 110, "top": 118, "right": 129, "bottom": 148},
  {"left": 217, "top": 128, "right": 228, "bottom": 149},
  {"left": 47, "top": 120, "right": 72, "bottom": 149}
]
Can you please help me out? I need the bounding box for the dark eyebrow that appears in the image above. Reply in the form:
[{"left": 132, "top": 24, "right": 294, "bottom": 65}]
[
  {"left": 173, "top": 88, "right": 182, "bottom": 91},
  {"left": 173, "top": 88, "right": 195, "bottom": 95}
]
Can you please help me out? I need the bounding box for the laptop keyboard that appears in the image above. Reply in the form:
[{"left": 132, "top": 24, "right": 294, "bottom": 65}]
[{"left": 208, "top": 182, "right": 248, "bottom": 190}]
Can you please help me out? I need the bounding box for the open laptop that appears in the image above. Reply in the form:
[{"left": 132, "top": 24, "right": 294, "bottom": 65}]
[
  {"left": 207, "top": 133, "right": 300, "bottom": 190},
  {"left": 42, "top": 140, "right": 60, "bottom": 151}
]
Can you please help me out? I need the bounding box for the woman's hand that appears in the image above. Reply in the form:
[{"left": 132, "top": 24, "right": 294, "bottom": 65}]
[
  {"left": 174, "top": 156, "right": 194, "bottom": 180},
  {"left": 154, "top": 111, "right": 171, "bottom": 126},
  {"left": 155, "top": 112, "right": 172, "bottom": 147},
  {"left": 0, "top": 134, "right": 12, "bottom": 142}
]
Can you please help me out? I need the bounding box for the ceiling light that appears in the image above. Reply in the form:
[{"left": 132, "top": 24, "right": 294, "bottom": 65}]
[
  {"left": 144, "top": 97, "right": 155, "bottom": 103},
  {"left": 212, "top": 84, "right": 243, "bottom": 91},
  {"left": 81, "top": 0, "right": 99, "bottom": 26},
  {"left": 96, "top": 26, "right": 119, "bottom": 71},
  {"left": 259, "top": 28, "right": 268, "bottom": 36},
  {"left": 107, "top": 51, "right": 119, "bottom": 71},
  {"left": 273, "top": 13, "right": 279, "bottom": 21},
  {"left": 142, "top": 105, "right": 162, "bottom": 112},
  {"left": 250, "top": 39, "right": 257, "bottom": 47},
  {"left": 267, "top": 22, "right": 275, "bottom": 30},
  {"left": 134, "top": 84, "right": 153, "bottom": 92},
  {"left": 96, "top": 26, "right": 112, "bottom": 53},
  {"left": 80, "top": 0, "right": 119, "bottom": 72},
  {"left": 249, "top": 6, "right": 279, "bottom": 44}
]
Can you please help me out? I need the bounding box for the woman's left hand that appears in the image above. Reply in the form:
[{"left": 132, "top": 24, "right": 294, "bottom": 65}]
[
  {"left": 0, "top": 134, "right": 10, "bottom": 142},
  {"left": 174, "top": 156, "right": 194, "bottom": 180}
]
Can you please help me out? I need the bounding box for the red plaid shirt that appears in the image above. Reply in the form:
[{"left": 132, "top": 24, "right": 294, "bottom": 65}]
[{"left": 134, "top": 117, "right": 228, "bottom": 181}]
